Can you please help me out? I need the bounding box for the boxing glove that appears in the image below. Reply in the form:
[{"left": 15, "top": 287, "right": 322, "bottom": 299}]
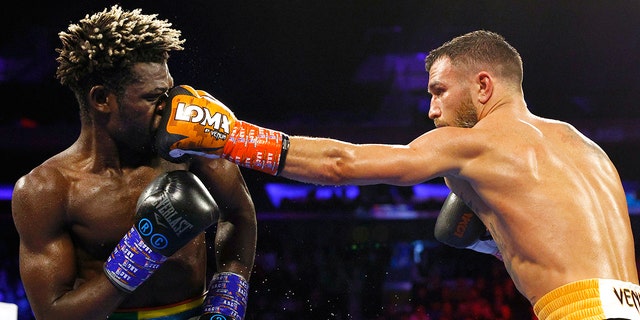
[
  {"left": 434, "top": 192, "right": 486, "bottom": 248},
  {"left": 104, "top": 170, "right": 217, "bottom": 292},
  {"left": 199, "top": 272, "right": 250, "bottom": 320},
  {"left": 434, "top": 192, "right": 503, "bottom": 260},
  {"left": 154, "top": 85, "right": 290, "bottom": 176}
]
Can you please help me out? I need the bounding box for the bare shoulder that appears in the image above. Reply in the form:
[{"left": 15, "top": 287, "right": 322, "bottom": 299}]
[
  {"left": 188, "top": 157, "right": 252, "bottom": 209},
  {"left": 190, "top": 157, "right": 243, "bottom": 188},
  {"left": 12, "top": 161, "right": 70, "bottom": 238},
  {"left": 412, "top": 126, "right": 500, "bottom": 162},
  {"left": 13, "top": 162, "right": 68, "bottom": 208},
  {"left": 528, "top": 116, "right": 602, "bottom": 151}
]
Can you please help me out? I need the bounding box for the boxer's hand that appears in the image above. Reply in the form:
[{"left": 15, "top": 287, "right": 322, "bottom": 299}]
[
  {"left": 155, "top": 85, "right": 290, "bottom": 175},
  {"left": 104, "top": 170, "right": 217, "bottom": 293},
  {"left": 434, "top": 192, "right": 486, "bottom": 248}
]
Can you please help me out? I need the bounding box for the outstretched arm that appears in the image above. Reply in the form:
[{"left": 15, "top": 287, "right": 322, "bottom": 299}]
[
  {"left": 155, "top": 85, "right": 471, "bottom": 187},
  {"left": 278, "top": 136, "right": 423, "bottom": 186}
]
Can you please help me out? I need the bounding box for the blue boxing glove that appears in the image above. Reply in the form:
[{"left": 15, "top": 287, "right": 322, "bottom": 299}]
[{"left": 104, "top": 170, "right": 217, "bottom": 292}]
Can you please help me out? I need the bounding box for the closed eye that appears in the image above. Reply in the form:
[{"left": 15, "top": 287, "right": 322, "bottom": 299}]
[
  {"left": 146, "top": 91, "right": 169, "bottom": 104},
  {"left": 429, "top": 86, "right": 445, "bottom": 98},
  {"left": 428, "top": 81, "right": 445, "bottom": 97}
]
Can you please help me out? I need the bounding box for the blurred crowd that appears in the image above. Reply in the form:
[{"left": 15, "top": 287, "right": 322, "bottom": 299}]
[
  {"left": 243, "top": 218, "right": 535, "bottom": 320},
  {"left": 1, "top": 216, "right": 30, "bottom": 320},
  {"left": 3, "top": 210, "right": 536, "bottom": 320}
]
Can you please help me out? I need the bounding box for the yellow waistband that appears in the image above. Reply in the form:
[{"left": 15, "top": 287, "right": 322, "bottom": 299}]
[
  {"left": 533, "top": 278, "right": 640, "bottom": 320},
  {"left": 110, "top": 294, "right": 205, "bottom": 320}
]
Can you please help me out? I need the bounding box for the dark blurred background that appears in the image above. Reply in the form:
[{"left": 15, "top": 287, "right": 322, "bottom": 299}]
[{"left": 1, "top": 1, "right": 639, "bottom": 319}]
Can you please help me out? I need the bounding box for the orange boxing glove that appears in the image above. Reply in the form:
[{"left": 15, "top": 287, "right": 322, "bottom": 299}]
[{"left": 155, "top": 85, "right": 289, "bottom": 175}]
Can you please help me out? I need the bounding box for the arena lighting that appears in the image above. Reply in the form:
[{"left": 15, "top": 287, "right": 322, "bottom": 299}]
[
  {"left": 2, "top": 182, "right": 639, "bottom": 214},
  {"left": 264, "top": 182, "right": 451, "bottom": 209},
  {"left": 411, "top": 183, "right": 450, "bottom": 200},
  {"left": 0, "top": 185, "right": 12, "bottom": 200},
  {"left": 264, "top": 182, "right": 640, "bottom": 215},
  {"left": 264, "top": 183, "right": 360, "bottom": 209}
]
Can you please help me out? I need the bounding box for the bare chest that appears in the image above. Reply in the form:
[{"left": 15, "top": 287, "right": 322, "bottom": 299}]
[{"left": 67, "top": 171, "right": 157, "bottom": 259}]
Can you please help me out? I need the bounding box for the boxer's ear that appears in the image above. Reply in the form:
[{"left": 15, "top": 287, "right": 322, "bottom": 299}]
[
  {"left": 89, "top": 85, "right": 111, "bottom": 113},
  {"left": 476, "top": 71, "right": 493, "bottom": 104}
]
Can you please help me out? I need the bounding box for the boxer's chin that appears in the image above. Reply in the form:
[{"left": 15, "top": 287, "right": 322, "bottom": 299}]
[{"left": 434, "top": 119, "right": 447, "bottom": 128}]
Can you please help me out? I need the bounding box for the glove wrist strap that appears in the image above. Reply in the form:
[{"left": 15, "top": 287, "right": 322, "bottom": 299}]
[
  {"left": 222, "top": 121, "right": 289, "bottom": 176},
  {"left": 104, "top": 226, "right": 167, "bottom": 292},
  {"left": 201, "top": 272, "right": 249, "bottom": 320}
]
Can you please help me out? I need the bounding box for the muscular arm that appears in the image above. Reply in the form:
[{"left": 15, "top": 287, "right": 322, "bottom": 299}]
[
  {"left": 11, "top": 166, "right": 127, "bottom": 320},
  {"left": 158, "top": 86, "right": 470, "bottom": 187},
  {"left": 190, "top": 158, "right": 257, "bottom": 280},
  {"left": 279, "top": 128, "right": 472, "bottom": 186}
]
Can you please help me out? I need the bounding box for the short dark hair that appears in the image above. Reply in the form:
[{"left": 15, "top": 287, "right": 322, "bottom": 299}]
[{"left": 425, "top": 30, "right": 523, "bottom": 85}]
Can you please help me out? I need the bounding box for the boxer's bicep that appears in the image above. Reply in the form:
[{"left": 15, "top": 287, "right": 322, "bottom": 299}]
[{"left": 12, "top": 168, "right": 77, "bottom": 312}]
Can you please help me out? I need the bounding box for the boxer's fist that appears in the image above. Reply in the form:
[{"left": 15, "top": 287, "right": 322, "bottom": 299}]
[
  {"left": 155, "top": 85, "right": 237, "bottom": 163},
  {"left": 435, "top": 193, "right": 503, "bottom": 260},
  {"left": 134, "top": 170, "right": 218, "bottom": 256},
  {"left": 104, "top": 170, "right": 217, "bottom": 292},
  {"left": 155, "top": 85, "right": 290, "bottom": 175},
  {"left": 434, "top": 192, "right": 486, "bottom": 248}
]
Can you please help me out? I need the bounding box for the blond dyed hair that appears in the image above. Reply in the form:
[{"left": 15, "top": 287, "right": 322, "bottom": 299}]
[{"left": 55, "top": 5, "right": 185, "bottom": 112}]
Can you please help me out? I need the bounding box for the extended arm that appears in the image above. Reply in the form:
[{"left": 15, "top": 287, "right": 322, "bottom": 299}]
[{"left": 155, "top": 85, "right": 463, "bottom": 187}]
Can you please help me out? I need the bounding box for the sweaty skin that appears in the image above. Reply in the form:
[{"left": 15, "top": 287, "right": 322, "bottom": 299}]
[
  {"left": 11, "top": 63, "right": 257, "bottom": 320},
  {"left": 277, "top": 56, "right": 637, "bottom": 305}
]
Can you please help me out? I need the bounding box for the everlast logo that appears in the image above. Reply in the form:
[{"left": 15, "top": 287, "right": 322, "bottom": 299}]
[
  {"left": 153, "top": 194, "right": 194, "bottom": 237},
  {"left": 613, "top": 286, "right": 640, "bottom": 313},
  {"left": 174, "top": 101, "right": 231, "bottom": 137},
  {"left": 453, "top": 212, "right": 474, "bottom": 238}
]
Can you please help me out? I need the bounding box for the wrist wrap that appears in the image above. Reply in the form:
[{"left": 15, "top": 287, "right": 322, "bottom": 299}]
[
  {"left": 201, "top": 272, "right": 249, "bottom": 320},
  {"left": 222, "top": 120, "right": 289, "bottom": 176},
  {"left": 104, "top": 226, "right": 167, "bottom": 292}
]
